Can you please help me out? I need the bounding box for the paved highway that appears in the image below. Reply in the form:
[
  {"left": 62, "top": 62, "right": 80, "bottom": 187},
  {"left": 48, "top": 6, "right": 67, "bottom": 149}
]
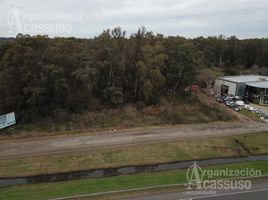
[{"left": 124, "top": 180, "right": 268, "bottom": 200}]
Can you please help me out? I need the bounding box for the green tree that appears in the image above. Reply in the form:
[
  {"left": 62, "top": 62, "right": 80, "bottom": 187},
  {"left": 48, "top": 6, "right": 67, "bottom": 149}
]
[
  {"left": 72, "top": 67, "right": 98, "bottom": 96},
  {"left": 137, "top": 42, "right": 168, "bottom": 103},
  {"left": 165, "top": 37, "right": 202, "bottom": 93}
]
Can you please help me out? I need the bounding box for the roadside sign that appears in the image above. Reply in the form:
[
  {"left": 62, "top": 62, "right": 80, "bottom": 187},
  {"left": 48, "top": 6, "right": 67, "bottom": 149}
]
[{"left": 0, "top": 112, "right": 16, "bottom": 129}]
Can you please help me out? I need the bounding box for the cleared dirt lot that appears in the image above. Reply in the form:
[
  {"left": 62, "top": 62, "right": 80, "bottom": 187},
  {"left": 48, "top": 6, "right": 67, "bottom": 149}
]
[{"left": 0, "top": 121, "right": 267, "bottom": 160}]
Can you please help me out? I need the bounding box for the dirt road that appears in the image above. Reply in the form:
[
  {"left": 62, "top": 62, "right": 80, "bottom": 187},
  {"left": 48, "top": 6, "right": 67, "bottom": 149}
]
[{"left": 0, "top": 121, "right": 267, "bottom": 160}]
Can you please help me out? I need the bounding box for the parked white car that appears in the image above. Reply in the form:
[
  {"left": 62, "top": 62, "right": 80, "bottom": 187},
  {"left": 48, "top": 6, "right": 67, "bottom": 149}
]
[
  {"left": 235, "top": 101, "right": 245, "bottom": 107},
  {"left": 245, "top": 105, "right": 255, "bottom": 111}
]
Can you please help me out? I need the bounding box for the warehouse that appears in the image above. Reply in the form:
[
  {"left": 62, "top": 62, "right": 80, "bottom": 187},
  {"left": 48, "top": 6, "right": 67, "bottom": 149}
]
[{"left": 215, "top": 75, "right": 268, "bottom": 105}]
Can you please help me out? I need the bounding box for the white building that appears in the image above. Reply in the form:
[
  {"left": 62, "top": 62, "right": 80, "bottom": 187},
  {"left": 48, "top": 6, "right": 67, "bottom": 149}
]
[{"left": 215, "top": 75, "right": 268, "bottom": 105}]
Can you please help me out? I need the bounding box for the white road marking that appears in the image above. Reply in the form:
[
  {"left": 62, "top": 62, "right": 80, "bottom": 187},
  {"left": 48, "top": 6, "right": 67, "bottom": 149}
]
[{"left": 190, "top": 188, "right": 268, "bottom": 199}]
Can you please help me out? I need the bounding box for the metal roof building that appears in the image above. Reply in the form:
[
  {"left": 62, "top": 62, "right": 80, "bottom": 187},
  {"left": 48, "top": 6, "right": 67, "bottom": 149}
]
[
  {"left": 215, "top": 75, "right": 268, "bottom": 105},
  {"left": 217, "top": 75, "right": 268, "bottom": 84},
  {"left": 246, "top": 81, "right": 268, "bottom": 89}
]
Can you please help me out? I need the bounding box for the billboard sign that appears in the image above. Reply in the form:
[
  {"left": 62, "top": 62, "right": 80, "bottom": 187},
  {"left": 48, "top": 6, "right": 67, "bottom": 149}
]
[{"left": 0, "top": 112, "right": 16, "bottom": 129}]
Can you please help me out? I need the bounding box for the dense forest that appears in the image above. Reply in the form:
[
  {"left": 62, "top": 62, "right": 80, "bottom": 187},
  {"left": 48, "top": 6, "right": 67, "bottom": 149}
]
[{"left": 0, "top": 27, "right": 268, "bottom": 121}]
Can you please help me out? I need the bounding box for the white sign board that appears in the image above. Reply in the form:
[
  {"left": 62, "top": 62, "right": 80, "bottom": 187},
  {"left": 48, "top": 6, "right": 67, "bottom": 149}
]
[{"left": 0, "top": 112, "right": 16, "bottom": 129}]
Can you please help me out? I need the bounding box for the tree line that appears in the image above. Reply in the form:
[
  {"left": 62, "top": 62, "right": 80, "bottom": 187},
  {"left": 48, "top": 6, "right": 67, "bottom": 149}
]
[{"left": 0, "top": 27, "right": 267, "bottom": 121}]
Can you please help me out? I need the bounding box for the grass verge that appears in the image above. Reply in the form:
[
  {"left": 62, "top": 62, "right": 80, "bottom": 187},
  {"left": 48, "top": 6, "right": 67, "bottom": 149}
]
[
  {"left": 239, "top": 109, "right": 261, "bottom": 121},
  {"left": 0, "top": 132, "right": 267, "bottom": 178},
  {"left": 0, "top": 161, "right": 268, "bottom": 200}
]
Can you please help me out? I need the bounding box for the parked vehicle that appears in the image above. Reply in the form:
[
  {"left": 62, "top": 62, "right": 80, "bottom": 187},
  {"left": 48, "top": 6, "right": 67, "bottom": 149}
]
[
  {"left": 245, "top": 105, "right": 255, "bottom": 111},
  {"left": 225, "top": 100, "right": 235, "bottom": 106},
  {"left": 213, "top": 93, "right": 267, "bottom": 121},
  {"left": 229, "top": 102, "right": 236, "bottom": 108},
  {"left": 255, "top": 110, "right": 265, "bottom": 115},
  {"left": 225, "top": 101, "right": 231, "bottom": 106},
  {"left": 235, "top": 96, "right": 241, "bottom": 101},
  {"left": 235, "top": 101, "right": 245, "bottom": 107}
]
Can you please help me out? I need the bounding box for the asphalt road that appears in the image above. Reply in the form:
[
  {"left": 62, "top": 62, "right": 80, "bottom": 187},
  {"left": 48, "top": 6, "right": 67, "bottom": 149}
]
[
  {"left": 124, "top": 180, "right": 268, "bottom": 200},
  {"left": 191, "top": 189, "right": 268, "bottom": 200},
  {"left": 0, "top": 121, "right": 267, "bottom": 160},
  {"left": 124, "top": 189, "right": 268, "bottom": 200}
]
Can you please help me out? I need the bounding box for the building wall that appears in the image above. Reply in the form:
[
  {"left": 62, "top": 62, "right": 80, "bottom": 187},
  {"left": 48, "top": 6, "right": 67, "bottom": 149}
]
[
  {"left": 215, "top": 78, "right": 237, "bottom": 96},
  {"left": 260, "top": 95, "right": 268, "bottom": 105},
  {"left": 236, "top": 83, "right": 247, "bottom": 97}
]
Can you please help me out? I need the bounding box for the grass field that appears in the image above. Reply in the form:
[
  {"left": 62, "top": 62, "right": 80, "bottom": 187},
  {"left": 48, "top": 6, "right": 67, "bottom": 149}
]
[
  {"left": 0, "top": 161, "right": 268, "bottom": 200},
  {"left": 239, "top": 109, "right": 261, "bottom": 121},
  {"left": 0, "top": 132, "right": 267, "bottom": 178}
]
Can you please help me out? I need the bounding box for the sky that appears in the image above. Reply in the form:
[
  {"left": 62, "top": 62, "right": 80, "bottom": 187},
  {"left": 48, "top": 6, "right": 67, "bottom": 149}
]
[{"left": 0, "top": 0, "right": 268, "bottom": 39}]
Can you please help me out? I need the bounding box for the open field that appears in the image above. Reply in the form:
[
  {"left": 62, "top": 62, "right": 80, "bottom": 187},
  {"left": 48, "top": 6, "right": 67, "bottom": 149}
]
[
  {"left": 1, "top": 161, "right": 268, "bottom": 200},
  {"left": 0, "top": 132, "right": 267, "bottom": 178}
]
